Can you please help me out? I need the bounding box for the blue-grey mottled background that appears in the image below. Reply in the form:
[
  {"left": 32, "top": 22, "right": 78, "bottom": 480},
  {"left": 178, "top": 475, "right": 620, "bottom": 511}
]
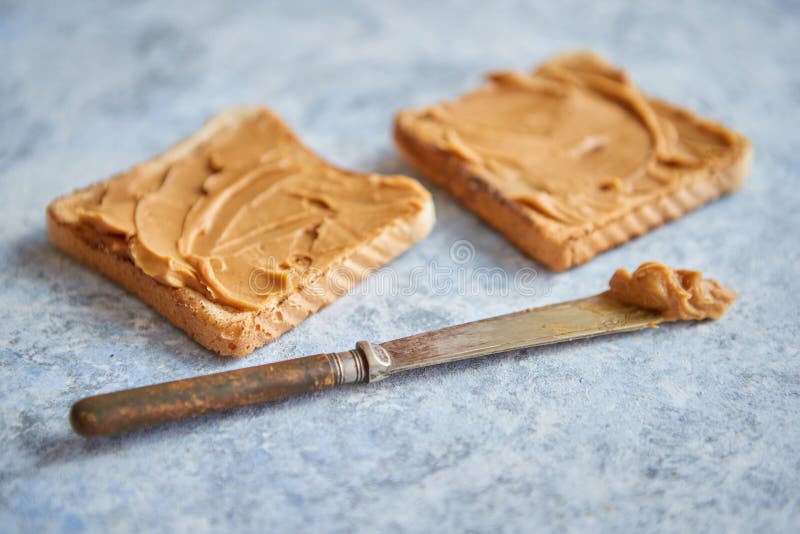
[{"left": 1, "top": 1, "right": 798, "bottom": 532}]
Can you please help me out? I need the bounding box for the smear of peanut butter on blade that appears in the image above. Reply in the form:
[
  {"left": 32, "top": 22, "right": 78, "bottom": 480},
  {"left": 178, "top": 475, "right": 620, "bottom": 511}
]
[{"left": 608, "top": 262, "right": 737, "bottom": 321}]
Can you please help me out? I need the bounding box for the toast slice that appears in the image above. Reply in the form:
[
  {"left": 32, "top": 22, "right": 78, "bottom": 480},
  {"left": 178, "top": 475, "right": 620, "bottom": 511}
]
[
  {"left": 394, "top": 52, "right": 751, "bottom": 271},
  {"left": 48, "top": 107, "right": 435, "bottom": 356}
]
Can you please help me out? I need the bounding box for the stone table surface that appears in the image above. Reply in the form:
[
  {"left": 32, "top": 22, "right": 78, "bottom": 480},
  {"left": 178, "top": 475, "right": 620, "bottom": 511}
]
[{"left": 1, "top": 1, "right": 798, "bottom": 532}]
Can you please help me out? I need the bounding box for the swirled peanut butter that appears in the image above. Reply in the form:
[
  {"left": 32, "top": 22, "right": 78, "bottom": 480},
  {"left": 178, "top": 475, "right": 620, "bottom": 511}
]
[
  {"left": 406, "top": 52, "right": 740, "bottom": 227},
  {"left": 64, "top": 109, "right": 431, "bottom": 311},
  {"left": 608, "top": 262, "right": 736, "bottom": 320}
]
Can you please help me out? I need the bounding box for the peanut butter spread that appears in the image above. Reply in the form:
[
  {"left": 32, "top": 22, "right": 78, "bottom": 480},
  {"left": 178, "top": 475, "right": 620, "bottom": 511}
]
[
  {"left": 608, "top": 262, "right": 737, "bottom": 320},
  {"left": 405, "top": 52, "right": 740, "bottom": 228},
  {"left": 61, "top": 109, "right": 430, "bottom": 311}
]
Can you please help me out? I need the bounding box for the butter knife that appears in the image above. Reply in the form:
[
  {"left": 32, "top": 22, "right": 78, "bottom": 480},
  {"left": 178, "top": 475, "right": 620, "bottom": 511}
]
[{"left": 70, "top": 292, "right": 662, "bottom": 437}]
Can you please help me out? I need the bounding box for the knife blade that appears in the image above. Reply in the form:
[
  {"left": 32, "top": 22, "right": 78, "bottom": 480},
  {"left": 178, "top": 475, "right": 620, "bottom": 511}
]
[{"left": 382, "top": 292, "right": 661, "bottom": 373}]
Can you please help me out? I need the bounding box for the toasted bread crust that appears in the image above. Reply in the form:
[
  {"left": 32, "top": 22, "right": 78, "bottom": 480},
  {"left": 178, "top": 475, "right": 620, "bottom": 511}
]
[
  {"left": 48, "top": 109, "right": 435, "bottom": 356},
  {"left": 394, "top": 107, "right": 751, "bottom": 271}
]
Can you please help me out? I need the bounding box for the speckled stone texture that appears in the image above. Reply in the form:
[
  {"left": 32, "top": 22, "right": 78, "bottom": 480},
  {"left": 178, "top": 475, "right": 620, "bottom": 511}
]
[{"left": 1, "top": 1, "right": 798, "bottom": 532}]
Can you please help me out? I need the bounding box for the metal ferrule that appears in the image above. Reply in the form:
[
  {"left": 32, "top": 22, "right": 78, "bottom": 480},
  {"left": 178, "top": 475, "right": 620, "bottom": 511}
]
[
  {"left": 327, "top": 341, "right": 393, "bottom": 385},
  {"left": 327, "top": 350, "right": 367, "bottom": 384}
]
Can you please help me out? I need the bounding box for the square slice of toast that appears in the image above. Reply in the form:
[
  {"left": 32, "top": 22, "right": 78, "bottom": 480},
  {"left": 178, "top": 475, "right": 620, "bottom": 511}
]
[
  {"left": 394, "top": 52, "right": 751, "bottom": 271},
  {"left": 48, "top": 107, "right": 435, "bottom": 356}
]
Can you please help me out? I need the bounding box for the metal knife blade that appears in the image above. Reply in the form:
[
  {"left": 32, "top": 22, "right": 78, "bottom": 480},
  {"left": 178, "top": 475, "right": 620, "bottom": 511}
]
[{"left": 379, "top": 292, "right": 662, "bottom": 373}]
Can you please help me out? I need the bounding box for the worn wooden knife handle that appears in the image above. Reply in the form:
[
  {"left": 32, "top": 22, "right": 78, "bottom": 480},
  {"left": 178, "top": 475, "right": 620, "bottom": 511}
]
[{"left": 69, "top": 342, "right": 393, "bottom": 437}]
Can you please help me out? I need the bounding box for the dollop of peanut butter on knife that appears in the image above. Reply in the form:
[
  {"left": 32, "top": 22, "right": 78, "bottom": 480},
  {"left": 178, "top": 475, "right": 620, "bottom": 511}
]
[{"left": 608, "top": 262, "right": 737, "bottom": 321}]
